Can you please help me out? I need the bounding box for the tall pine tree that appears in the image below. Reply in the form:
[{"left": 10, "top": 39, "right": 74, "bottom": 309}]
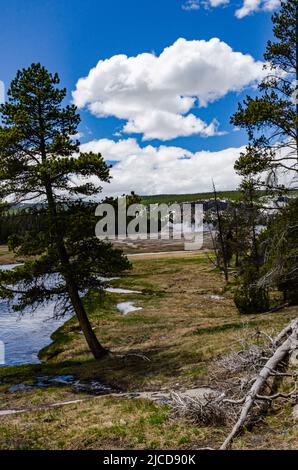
[
  {"left": 231, "top": 0, "right": 298, "bottom": 188},
  {"left": 0, "top": 64, "right": 130, "bottom": 359}
]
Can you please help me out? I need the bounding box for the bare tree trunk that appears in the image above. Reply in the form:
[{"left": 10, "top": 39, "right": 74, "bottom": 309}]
[
  {"left": 234, "top": 208, "right": 240, "bottom": 268},
  {"left": 213, "top": 181, "right": 229, "bottom": 282},
  {"left": 220, "top": 318, "right": 298, "bottom": 450}
]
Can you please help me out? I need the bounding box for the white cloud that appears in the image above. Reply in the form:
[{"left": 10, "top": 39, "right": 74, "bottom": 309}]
[
  {"left": 182, "top": 0, "right": 201, "bottom": 10},
  {"left": 182, "top": 0, "right": 229, "bottom": 10},
  {"left": 235, "top": 0, "right": 280, "bottom": 18},
  {"left": 73, "top": 38, "right": 264, "bottom": 141},
  {"left": 209, "top": 0, "right": 229, "bottom": 5},
  {"left": 122, "top": 111, "right": 225, "bottom": 141},
  {"left": 182, "top": 0, "right": 280, "bottom": 18},
  {"left": 80, "top": 138, "right": 243, "bottom": 196}
]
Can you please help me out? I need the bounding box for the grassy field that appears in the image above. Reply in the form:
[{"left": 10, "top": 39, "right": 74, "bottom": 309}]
[
  {"left": 140, "top": 190, "right": 243, "bottom": 205},
  {"left": 0, "top": 245, "right": 23, "bottom": 265},
  {"left": 0, "top": 252, "right": 297, "bottom": 449},
  {"left": 140, "top": 189, "right": 298, "bottom": 206}
]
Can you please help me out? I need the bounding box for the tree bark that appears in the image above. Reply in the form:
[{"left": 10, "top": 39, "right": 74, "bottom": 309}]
[{"left": 67, "top": 282, "right": 108, "bottom": 359}]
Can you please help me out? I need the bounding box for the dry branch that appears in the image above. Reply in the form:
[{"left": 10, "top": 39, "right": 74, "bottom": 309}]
[
  {"left": 170, "top": 391, "right": 234, "bottom": 426},
  {"left": 220, "top": 318, "right": 298, "bottom": 450}
]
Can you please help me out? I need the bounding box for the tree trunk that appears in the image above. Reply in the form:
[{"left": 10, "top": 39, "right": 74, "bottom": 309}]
[
  {"left": 213, "top": 182, "right": 229, "bottom": 282},
  {"left": 37, "top": 101, "right": 108, "bottom": 360},
  {"left": 234, "top": 208, "right": 240, "bottom": 268},
  {"left": 45, "top": 187, "right": 109, "bottom": 360},
  {"left": 67, "top": 282, "right": 108, "bottom": 359}
]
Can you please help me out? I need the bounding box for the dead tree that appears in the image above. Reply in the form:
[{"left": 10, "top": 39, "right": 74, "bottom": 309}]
[
  {"left": 220, "top": 318, "right": 298, "bottom": 449},
  {"left": 212, "top": 181, "right": 229, "bottom": 282},
  {"left": 170, "top": 318, "right": 298, "bottom": 450}
]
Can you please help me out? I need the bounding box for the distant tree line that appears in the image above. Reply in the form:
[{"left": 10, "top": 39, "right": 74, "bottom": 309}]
[{"left": 0, "top": 209, "right": 43, "bottom": 244}]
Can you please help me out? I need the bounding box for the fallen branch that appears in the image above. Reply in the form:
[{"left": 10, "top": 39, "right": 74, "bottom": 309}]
[
  {"left": 220, "top": 318, "right": 298, "bottom": 450},
  {"left": 273, "top": 319, "right": 296, "bottom": 346},
  {"left": 171, "top": 390, "right": 231, "bottom": 426},
  {"left": 264, "top": 303, "right": 289, "bottom": 315}
]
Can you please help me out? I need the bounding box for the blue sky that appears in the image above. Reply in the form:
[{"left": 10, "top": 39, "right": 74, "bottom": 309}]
[{"left": 0, "top": 1, "right": 279, "bottom": 195}]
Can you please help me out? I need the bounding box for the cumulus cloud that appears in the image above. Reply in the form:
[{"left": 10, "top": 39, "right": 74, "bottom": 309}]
[
  {"left": 235, "top": 0, "right": 280, "bottom": 18},
  {"left": 80, "top": 138, "right": 243, "bottom": 196},
  {"left": 73, "top": 38, "right": 264, "bottom": 141},
  {"left": 181, "top": 0, "right": 280, "bottom": 18}
]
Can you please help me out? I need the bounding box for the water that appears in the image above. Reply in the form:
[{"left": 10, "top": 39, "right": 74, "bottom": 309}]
[
  {"left": 8, "top": 374, "right": 112, "bottom": 395},
  {"left": 0, "top": 264, "right": 72, "bottom": 367},
  {"left": 0, "top": 266, "right": 142, "bottom": 367}
]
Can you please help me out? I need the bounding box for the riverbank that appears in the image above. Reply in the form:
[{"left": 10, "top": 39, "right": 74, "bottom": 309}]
[{"left": 0, "top": 252, "right": 297, "bottom": 449}]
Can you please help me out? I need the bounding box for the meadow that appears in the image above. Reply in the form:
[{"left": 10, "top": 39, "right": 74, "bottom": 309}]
[{"left": 0, "top": 252, "right": 297, "bottom": 449}]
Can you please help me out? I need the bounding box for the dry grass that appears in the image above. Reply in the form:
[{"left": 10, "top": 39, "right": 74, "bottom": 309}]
[
  {"left": 233, "top": 402, "right": 298, "bottom": 450},
  {"left": 0, "top": 245, "right": 21, "bottom": 264},
  {"left": 0, "top": 251, "right": 297, "bottom": 449},
  {"left": 38, "top": 252, "right": 298, "bottom": 390},
  {"left": 0, "top": 396, "right": 226, "bottom": 450}
]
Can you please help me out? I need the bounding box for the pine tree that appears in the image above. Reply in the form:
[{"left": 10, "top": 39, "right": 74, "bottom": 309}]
[
  {"left": 231, "top": 0, "right": 298, "bottom": 187},
  {"left": 233, "top": 175, "right": 270, "bottom": 314},
  {"left": 0, "top": 64, "right": 130, "bottom": 359},
  {"left": 260, "top": 197, "right": 298, "bottom": 305}
]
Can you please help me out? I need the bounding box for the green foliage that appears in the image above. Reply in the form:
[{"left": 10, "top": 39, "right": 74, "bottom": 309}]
[
  {"left": 232, "top": 176, "right": 271, "bottom": 313},
  {"left": 231, "top": 0, "right": 298, "bottom": 187},
  {"left": 234, "top": 265, "right": 270, "bottom": 314},
  {"left": 207, "top": 174, "right": 270, "bottom": 313},
  {"left": 229, "top": 2, "right": 298, "bottom": 312},
  {"left": 0, "top": 64, "right": 110, "bottom": 202},
  {"left": 260, "top": 197, "right": 298, "bottom": 305},
  {"left": 0, "top": 64, "right": 130, "bottom": 325}
]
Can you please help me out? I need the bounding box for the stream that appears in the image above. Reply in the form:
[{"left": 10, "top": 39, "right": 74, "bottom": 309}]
[
  {"left": 0, "top": 265, "right": 142, "bottom": 367},
  {"left": 0, "top": 264, "right": 73, "bottom": 367}
]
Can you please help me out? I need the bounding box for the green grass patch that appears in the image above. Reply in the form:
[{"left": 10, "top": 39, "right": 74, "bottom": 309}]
[{"left": 194, "top": 321, "right": 257, "bottom": 336}]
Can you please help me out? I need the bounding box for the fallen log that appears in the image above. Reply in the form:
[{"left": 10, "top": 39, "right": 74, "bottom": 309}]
[{"left": 220, "top": 318, "right": 298, "bottom": 450}]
